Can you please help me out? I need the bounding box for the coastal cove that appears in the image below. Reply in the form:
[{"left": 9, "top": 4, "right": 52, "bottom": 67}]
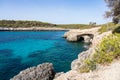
[{"left": 0, "top": 31, "right": 87, "bottom": 80}]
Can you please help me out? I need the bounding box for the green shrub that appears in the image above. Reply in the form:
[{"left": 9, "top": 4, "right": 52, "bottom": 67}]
[
  {"left": 80, "top": 64, "right": 90, "bottom": 73},
  {"left": 94, "top": 34, "right": 120, "bottom": 64},
  {"left": 80, "top": 59, "right": 96, "bottom": 73},
  {"left": 93, "top": 52, "right": 114, "bottom": 64},
  {"left": 112, "top": 25, "right": 120, "bottom": 33},
  {"left": 80, "top": 33, "right": 120, "bottom": 73}
]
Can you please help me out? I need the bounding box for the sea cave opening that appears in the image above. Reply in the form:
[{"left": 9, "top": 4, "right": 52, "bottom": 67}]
[{"left": 77, "top": 36, "right": 84, "bottom": 42}]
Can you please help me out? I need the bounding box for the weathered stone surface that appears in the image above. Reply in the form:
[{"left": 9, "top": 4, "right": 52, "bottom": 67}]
[
  {"left": 66, "top": 34, "right": 78, "bottom": 41},
  {"left": 54, "top": 30, "right": 113, "bottom": 80},
  {"left": 83, "top": 35, "right": 91, "bottom": 43},
  {"left": 63, "top": 27, "right": 101, "bottom": 42},
  {"left": 71, "top": 31, "right": 112, "bottom": 71},
  {"left": 10, "top": 63, "right": 55, "bottom": 80},
  {"left": 54, "top": 59, "right": 120, "bottom": 80},
  {"left": 71, "top": 48, "right": 93, "bottom": 70},
  {"left": 54, "top": 72, "right": 64, "bottom": 79}
]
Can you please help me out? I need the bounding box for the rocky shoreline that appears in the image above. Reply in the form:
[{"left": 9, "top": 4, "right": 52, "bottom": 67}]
[
  {"left": 11, "top": 27, "right": 116, "bottom": 80},
  {"left": 0, "top": 27, "right": 68, "bottom": 31},
  {"left": 63, "top": 27, "right": 101, "bottom": 42},
  {"left": 54, "top": 28, "right": 114, "bottom": 80}
]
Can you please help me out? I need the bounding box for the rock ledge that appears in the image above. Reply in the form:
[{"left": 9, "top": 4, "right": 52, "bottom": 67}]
[{"left": 10, "top": 63, "right": 55, "bottom": 80}]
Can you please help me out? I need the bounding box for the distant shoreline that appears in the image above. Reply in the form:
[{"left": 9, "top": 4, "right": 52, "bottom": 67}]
[{"left": 0, "top": 27, "right": 69, "bottom": 31}]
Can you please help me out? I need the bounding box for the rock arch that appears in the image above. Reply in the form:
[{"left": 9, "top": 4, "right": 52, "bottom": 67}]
[
  {"left": 63, "top": 27, "right": 101, "bottom": 42},
  {"left": 77, "top": 34, "right": 94, "bottom": 43}
]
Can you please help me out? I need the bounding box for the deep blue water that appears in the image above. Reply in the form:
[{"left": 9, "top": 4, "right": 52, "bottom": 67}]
[{"left": 0, "top": 31, "right": 86, "bottom": 80}]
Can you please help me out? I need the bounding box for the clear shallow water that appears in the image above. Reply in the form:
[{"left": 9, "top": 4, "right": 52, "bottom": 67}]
[{"left": 0, "top": 31, "right": 86, "bottom": 80}]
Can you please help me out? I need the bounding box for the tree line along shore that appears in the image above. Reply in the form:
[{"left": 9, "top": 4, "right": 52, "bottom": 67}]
[{"left": 0, "top": 20, "right": 97, "bottom": 29}]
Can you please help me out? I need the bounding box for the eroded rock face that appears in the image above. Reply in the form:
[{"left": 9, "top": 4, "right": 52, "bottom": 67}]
[
  {"left": 54, "top": 30, "right": 113, "bottom": 80},
  {"left": 83, "top": 35, "right": 91, "bottom": 43},
  {"left": 10, "top": 63, "right": 55, "bottom": 80},
  {"left": 67, "top": 34, "right": 78, "bottom": 41},
  {"left": 71, "top": 31, "right": 112, "bottom": 71},
  {"left": 55, "top": 60, "right": 120, "bottom": 80},
  {"left": 63, "top": 27, "right": 101, "bottom": 42},
  {"left": 71, "top": 48, "right": 94, "bottom": 70},
  {"left": 54, "top": 72, "right": 64, "bottom": 79}
]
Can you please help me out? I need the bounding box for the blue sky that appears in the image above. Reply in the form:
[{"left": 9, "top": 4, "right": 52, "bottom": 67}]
[{"left": 0, "top": 0, "right": 110, "bottom": 24}]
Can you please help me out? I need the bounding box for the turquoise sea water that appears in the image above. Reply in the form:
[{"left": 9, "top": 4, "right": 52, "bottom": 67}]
[{"left": 0, "top": 31, "right": 86, "bottom": 80}]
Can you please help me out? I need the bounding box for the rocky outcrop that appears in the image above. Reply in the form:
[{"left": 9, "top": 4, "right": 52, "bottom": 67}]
[
  {"left": 54, "top": 29, "right": 113, "bottom": 80},
  {"left": 71, "top": 47, "right": 95, "bottom": 70},
  {"left": 10, "top": 63, "right": 55, "bottom": 80},
  {"left": 83, "top": 35, "right": 91, "bottom": 43},
  {"left": 63, "top": 27, "right": 101, "bottom": 42},
  {"left": 54, "top": 59, "right": 120, "bottom": 80},
  {"left": 54, "top": 72, "right": 64, "bottom": 79},
  {"left": 71, "top": 31, "right": 112, "bottom": 71}
]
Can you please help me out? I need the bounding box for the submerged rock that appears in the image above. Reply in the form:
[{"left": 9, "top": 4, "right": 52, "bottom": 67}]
[{"left": 10, "top": 63, "right": 55, "bottom": 80}]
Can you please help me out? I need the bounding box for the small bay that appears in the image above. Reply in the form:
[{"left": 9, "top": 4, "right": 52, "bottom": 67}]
[{"left": 0, "top": 31, "right": 86, "bottom": 80}]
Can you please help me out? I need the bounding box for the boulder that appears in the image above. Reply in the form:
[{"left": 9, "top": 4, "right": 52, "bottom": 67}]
[{"left": 10, "top": 63, "right": 55, "bottom": 80}]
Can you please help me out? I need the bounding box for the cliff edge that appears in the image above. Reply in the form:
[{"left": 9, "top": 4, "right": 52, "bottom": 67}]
[{"left": 54, "top": 27, "right": 120, "bottom": 80}]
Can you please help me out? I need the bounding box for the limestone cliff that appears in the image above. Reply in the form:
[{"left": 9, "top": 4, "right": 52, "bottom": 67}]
[
  {"left": 54, "top": 59, "right": 120, "bottom": 80},
  {"left": 63, "top": 27, "right": 101, "bottom": 42},
  {"left": 54, "top": 28, "right": 117, "bottom": 80}
]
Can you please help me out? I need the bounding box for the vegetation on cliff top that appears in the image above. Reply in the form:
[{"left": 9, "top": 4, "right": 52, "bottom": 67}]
[
  {"left": 80, "top": 32, "right": 120, "bottom": 73},
  {"left": 94, "top": 33, "right": 120, "bottom": 64},
  {"left": 99, "top": 22, "right": 120, "bottom": 33}
]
